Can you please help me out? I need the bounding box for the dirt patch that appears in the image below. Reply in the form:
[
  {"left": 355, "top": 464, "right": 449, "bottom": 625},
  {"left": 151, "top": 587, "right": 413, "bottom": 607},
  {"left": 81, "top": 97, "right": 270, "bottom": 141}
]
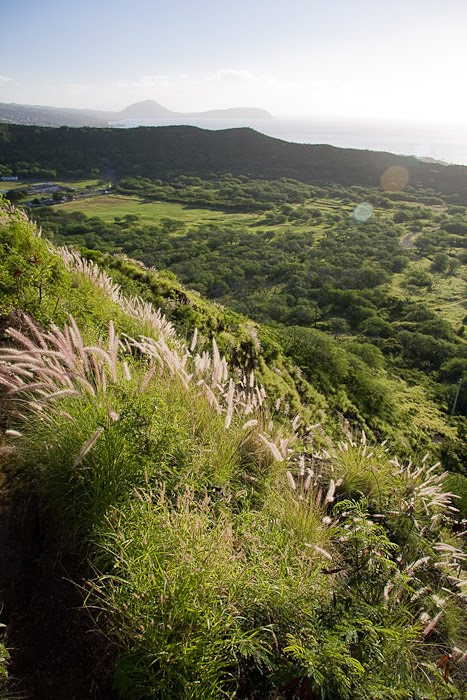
[{"left": 400, "top": 231, "right": 417, "bottom": 248}]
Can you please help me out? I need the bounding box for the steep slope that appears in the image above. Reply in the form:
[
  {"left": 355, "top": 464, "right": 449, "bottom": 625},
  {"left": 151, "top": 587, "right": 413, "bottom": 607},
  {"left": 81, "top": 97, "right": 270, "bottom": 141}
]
[{"left": 0, "top": 201, "right": 466, "bottom": 699}]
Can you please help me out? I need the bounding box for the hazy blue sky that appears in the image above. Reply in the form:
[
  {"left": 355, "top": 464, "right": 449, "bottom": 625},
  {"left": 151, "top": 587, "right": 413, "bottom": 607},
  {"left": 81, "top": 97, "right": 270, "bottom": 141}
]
[{"left": 2, "top": 0, "right": 467, "bottom": 122}]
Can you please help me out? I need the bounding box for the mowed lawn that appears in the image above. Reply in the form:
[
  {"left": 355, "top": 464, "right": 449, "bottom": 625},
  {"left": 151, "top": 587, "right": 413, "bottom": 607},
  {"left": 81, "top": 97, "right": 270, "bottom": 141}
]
[
  {"left": 55, "top": 194, "right": 340, "bottom": 241},
  {"left": 56, "top": 195, "right": 261, "bottom": 227}
]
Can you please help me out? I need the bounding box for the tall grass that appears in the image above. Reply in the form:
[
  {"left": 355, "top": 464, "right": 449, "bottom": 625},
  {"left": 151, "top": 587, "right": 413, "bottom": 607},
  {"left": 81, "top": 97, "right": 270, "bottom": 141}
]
[{"left": 1, "top": 235, "right": 466, "bottom": 698}]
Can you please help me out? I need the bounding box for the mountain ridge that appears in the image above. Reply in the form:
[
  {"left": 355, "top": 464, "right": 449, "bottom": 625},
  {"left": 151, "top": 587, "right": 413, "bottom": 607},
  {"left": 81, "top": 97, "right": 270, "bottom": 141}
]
[
  {"left": 0, "top": 99, "right": 273, "bottom": 128},
  {"left": 2, "top": 122, "right": 467, "bottom": 201}
]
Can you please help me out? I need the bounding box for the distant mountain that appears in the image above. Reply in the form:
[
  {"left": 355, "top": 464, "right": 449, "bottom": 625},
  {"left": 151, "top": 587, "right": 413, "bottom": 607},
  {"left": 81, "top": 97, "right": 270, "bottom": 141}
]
[
  {"left": 117, "top": 100, "right": 178, "bottom": 119},
  {"left": 0, "top": 100, "right": 274, "bottom": 128}
]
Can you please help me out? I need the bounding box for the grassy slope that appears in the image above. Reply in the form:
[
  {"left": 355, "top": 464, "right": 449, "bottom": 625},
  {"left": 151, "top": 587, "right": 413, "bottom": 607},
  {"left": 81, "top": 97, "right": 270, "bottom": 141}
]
[
  {"left": 57, "top": 194, "right": 262, "bottom": 226},
  {"left": 1, "top": 201, "right": 466, "bottom": 698},
  {"left": 53, "top": 192, "right": 357, "bottom": 236},
  {"left": 31, "top": 182, "right": 467, "bottom": 466},
  {"left": 91, "top": 250, "right": 460, "bottom": 454}
]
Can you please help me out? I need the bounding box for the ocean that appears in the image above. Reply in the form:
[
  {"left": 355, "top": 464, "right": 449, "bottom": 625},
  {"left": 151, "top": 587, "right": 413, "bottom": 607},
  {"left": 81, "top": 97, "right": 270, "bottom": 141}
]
[{"left": 112, "top": 116, "right": 467, "bottom": 167}]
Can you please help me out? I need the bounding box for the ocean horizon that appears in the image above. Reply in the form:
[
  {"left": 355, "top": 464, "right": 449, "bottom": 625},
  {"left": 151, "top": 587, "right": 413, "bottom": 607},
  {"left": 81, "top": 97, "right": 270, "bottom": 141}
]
[{"left": 112, "top": 116, "right": 467, "bottom": 167}]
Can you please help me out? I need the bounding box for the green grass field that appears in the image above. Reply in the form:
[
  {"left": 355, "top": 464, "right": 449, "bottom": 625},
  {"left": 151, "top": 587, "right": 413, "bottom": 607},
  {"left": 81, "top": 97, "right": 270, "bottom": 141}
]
[
  {"left": 57, "top": 179, "right": 102, "bottom": 190},
  {"left": 390, "top": 259, "right": 467, "bottom": 327},
  {"left": 0, "top": 178, "right": 102, "bottom": 192},
  {"left": 52, "top": 191, "right": 429, "bottom": 253},
  {"left": 55, "top": 194, "right": 331, "bottom": 238},
  {"left": 56, "top": 195, "right": 259, "bottom": 225}
]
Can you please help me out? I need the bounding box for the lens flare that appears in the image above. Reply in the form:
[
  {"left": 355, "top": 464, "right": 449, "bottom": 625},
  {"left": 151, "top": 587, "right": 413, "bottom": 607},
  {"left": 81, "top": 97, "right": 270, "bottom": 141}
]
[
  {"left": 352, "top": 202, "right": 373, "bottom": 222},
  {"left": 381, "top": 166, "right": 409, "bottom": 191}
]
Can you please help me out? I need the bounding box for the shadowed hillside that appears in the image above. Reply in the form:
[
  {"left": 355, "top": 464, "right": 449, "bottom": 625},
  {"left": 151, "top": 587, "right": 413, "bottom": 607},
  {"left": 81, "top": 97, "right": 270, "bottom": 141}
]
[{"left": 2, "top": 123, "right": 467, "bottom": 200}]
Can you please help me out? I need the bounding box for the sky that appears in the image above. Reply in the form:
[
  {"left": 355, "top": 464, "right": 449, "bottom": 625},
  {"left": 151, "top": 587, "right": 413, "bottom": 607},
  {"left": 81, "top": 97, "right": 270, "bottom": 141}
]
[{"left": 2, "top": 0, "right": 467, "bottom": 123}]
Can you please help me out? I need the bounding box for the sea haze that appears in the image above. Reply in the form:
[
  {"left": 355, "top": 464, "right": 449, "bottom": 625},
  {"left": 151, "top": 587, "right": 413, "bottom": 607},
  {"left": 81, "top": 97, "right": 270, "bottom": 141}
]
[{"left": 112, "top": 116, "right": 467, "bottom": 167}]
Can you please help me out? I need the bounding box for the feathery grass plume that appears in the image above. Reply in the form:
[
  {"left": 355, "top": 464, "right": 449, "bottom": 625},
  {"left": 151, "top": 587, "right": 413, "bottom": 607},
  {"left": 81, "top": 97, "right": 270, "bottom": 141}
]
[
  {"left": 60, "top": 411, "right": 75, "bottom": 422},
  {"left": 304, "top": 470, "right": 314, "bottom": 492},
  {"left": 122, "top": 361, "right": 132, "bottom": 382},
  {"left": 286, "top": 471, "right": 296, "bottom": 491},
  {"left": 211, "top": 338, "right": 221, "bottom": 379},
  {"left": 8, "top": 380, "right": 52, "bottom": 396},
  {"left": 129, "top": 335, "right": 190, "bottom": 389},
  {"left": 291, "top": 413, "right": 301, "bottom": 433},
  {"left": 40, "top": 389, "right": 80, "bottom": 402},
  {"left": 140, "top": 364, "right": 157, "bottom": 392},
  {"left": 324, "top": 479, "right": 336, "bottom": 506},
  {"left": 224, "top": 379, "right": 235, "bottom": 429},
  {"left": 120, "top": 296, "right": 176, "bottom": 339},
  {"left": 433, "top": 543, "right": 467, "bottom": 558},
  {"left": 0, "top": 315, "right": 129, "bottom": 412},
  {"left": 5, "top": 429, "right": 22, "bottom": 437},
  {"left": 258, "top": 433, "right": 283, "bottom": 462},
  {"left": 308, "top": 544, "right": 333, "bottom": 561},
  {"left": 189, "top": 328, "right": 198, "bottom": 353},
  {"left": 405, "top": 557, "right": 431, "bottom": 575},
  {"left": 400, "top": 459, "right": 460, "bottom": 517},
  {"left": 204, "top": 385, "right": 222, "bottom": 414},
  {"left": 242, "top": 419, "right": 258, "bottom": 430},
  {"left": 108, "top": 321, "right": 118, "bottom": 382},
  {"left": 6, "top": 326, "right": 39, "bottom": 353},
  {"left": 21, "top": 313, "right": 49, "bottom": 350},
  {"left": 423, "top": 610, "right": 443, "bottom": 637},
  {"left": 57, "top": 246, "right": 122, "bottom": 302},
  {"left": 194, "top": 351, "right": 211, "bottom": 375},
  {"left": 298, "top": 455, "right": 305, "bottom": 477},
  {"left": 73, "top": 427, "right": 104, "bottom": 467},
  {"left": 57, "top": 246, "right": 176, "bottom": 339},
  {"left": 432, "top": 541, "right": 467, "bottom": 579}
]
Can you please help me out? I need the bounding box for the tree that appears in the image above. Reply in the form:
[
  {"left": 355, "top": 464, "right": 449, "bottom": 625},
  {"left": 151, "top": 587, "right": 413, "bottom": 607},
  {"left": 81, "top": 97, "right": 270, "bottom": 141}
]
[{"left": 431, "top": 252, "right": 449, "bottom": 273}]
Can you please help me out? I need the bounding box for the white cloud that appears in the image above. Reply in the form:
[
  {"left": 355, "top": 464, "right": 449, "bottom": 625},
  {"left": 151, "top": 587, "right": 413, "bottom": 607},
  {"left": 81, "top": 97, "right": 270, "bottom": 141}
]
[{"left": 215, "top": 69, "right": 266, "bottom": 83}]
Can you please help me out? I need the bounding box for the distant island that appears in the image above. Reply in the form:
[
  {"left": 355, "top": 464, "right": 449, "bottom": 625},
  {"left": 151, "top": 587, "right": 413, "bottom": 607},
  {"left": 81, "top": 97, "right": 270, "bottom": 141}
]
[{"left": 0, "top": 100, "right": 273, "bottom": 128}]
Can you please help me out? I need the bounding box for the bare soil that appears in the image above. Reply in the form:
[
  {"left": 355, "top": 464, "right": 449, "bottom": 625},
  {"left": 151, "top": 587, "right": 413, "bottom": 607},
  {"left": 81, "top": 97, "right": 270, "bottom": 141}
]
[{"left": 0, "top": 473, "right": 118, "bottom": 700}]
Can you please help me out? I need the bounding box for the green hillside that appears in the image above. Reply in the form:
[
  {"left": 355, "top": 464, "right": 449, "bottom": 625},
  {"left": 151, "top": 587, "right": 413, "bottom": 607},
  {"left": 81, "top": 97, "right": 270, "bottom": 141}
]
[
  {"left": 0, "top": 200, "right": 466, "bottom": 698},
  {"left": 2, "top": 122, "right": 467, "bottom": 200},
  {"left": 27, "top": 172, "right": 467, "bottom": 472}
]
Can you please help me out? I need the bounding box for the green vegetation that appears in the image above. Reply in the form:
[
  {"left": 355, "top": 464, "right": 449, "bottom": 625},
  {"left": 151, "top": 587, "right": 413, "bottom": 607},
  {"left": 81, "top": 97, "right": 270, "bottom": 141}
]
[
  {"left": 3, "top": 122, "right": 467, "bottom": 201},
  {"left": 1, "top": 123, "right": 467, "bottom": 697},
  {"left": 30, "top": 172, "right": 467, "bottom": 474},
  {"left": 1, "top": 201, "right": 466, "bottom": 698},
  {"left": 56, "top": 194, "right": 261, "bottom": 226}
]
